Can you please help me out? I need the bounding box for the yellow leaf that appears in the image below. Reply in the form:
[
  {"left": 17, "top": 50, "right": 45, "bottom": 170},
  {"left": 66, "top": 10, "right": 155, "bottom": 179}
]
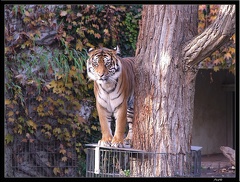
[
  {"left": 56, "top": 74, "right": 64, "bottom": 80},
  {"left": 60, "top": 149, "right": 66, "bottom": 155},
  {"left": 13, "top": 100, "right": 17, "bottom": 105},
  {"left": 87, "top": 84, "right": 93, "bottom": 90},
  {"left": 60, "top": 11, "right": 67, "bottom": 17},
  {"left": 231, "top": 34, "right": 235, "bottom": 43},
  {"left": 24, "top": 10, "right": 30, "bottom": 17},
  {"left": 5, "top": 47, "right": 11, "bottom": 54},
  {"left": 62, "top": 156, "right": 68, "bottom": 162},
  {"left": 219, "top": 57, "right": 224, "bottom": 64},
  {"left": 65, "top": 169, "right": 69, "bottom": 174},
  {"left": 213, "top": 66, "right": 220, "bottom": 72},
  {"left": 198, "top": 22, "right": 205, "bottom": 32},
  {"left": 86, "top": 42, "right": 95, "bottom": 48},
  {"left": 57, "top": 99, "right": 64, "bottom": 106},
  {"left": 53, "top": 127, "right": 62, "bottom": 134},
  {"left": 76, "top": 39, "right": 83, "bottom": 51},
  {"left": 59, "top": 107, "right": 67, "bottom": 115},
  {"left": 5, "top": 99, "right": 11, "bottom": 105},
  {"left": 199, "top": 5, "right": 206, "bottom": 11},
  {"left": 44, "top": 124, "right": 52, "bottom": 130},
  {"left": 72, "top": 21, "right": 77, "bottom": 26},
  {"left": 22, "top": 138, "right": 28, "bottom": 143},
  {"left": 229, "top": 65, "right": 235, "bottom": 75},
  {"left": 36, "top": 96, "right": 43, "bottom": 101},
  {"left": 65, "top": 81, "right": 73, "bottom": 89},
  {"left": 71, "top": 66, "right": 76, "bottom": 71},
  {"left": 109, "top": 5, "right": 116, "bottom": 10},
  {"left": 224, "top": 53, "right": 232, "bottom": 60},
  {"left": 37, "top": 104, "right": 44, "bottom": 113},
  {"left": 25, "top": 108, "right": 28, "bottom": 115},
  {"left": 80, "top": 73, "right": 85, "bottom": 80},
  {"left": 23, "top": 17, "right": 31, "bottom": 23},
  {"left": 45, "top": 131, "right": 52, "bottom": 139},
  {"left": 65, "top": 90, "right": 72, "bottom": 95},
  {"left": 53, "top": 167, "right": 60, "bottom": 175},
  {"left": 27, "top": 120, "right": 37, "bottom": 130},
  {"left": 198, "top": 13, "right": 205, "bottom": 21},
  {"left": 119, "top": 6, "right": 126, "bottom": 11},
  {"left": 47, "top": 97, "right": 54, "bottom": 103},
  {"left": 94, "top": 33, "right": 101, "bottom": 39},
  {"left": 87, "top": 29, "right": 94, "bottom": 35},
  {"left": 46, "top": 80, "right": 57, "bottom": 89},
  {"left": 92, "top": 109, "right": 98, "bottom": 118},
  {"left": 229, "top": 47, "right": 235, "bottom": 54},
  {"left": 77, "top": 13, "right": 82, "bottom": 17},
  {"left": 85, "top": 128, "right": 90, "bottom": 134},
  {"left": 213, "top": 59, "right": 220, "bottom": 65},
  {"left": 49, "top": 105, "right": 54, "bottom": 111},
  {"left": 25, "top": 40, "right": 32, "bottom": 47},
  {"left": 104, "top": 29, "right": 109, "bottom": 34},
  {"left": 7, "top": 111, "right": 14, "bottom": 117},
  {"left": 72, "top": 130, "right": 76, "bottom": 137},
  {"left": 91, "top": 125, "right": 97, "bottom": 131},
  {"left": 8, "top": 118, "right": 15, "bottom": 122},
  {"left": 17, "top": 125, "right": 23, "bottom": 134}
]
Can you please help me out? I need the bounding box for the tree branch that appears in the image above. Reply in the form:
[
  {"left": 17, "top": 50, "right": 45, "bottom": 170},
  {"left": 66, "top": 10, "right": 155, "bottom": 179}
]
[{"left": 182, "top": 5, "right": 235, "bottom": 68}]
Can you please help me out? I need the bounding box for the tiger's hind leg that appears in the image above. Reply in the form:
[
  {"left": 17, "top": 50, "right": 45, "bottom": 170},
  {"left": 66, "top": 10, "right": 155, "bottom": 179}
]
[
  {"left": 124, "top": 95, "right": 134, "bottom": 147},
  {"left": 124, "top": 107, "right": 133, "bottom": 146}
]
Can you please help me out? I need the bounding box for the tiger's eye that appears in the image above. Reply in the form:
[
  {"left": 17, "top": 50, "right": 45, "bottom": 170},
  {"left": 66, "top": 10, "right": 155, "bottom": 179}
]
[
  {"left": 92, "top": 59, "right": 99, "bottom": 67},
  {"left": 93, "top": 62, "right": 98, "bottom": 67},
  {"left": 105, "top": 61, "right": 111, "bottom": 67}
]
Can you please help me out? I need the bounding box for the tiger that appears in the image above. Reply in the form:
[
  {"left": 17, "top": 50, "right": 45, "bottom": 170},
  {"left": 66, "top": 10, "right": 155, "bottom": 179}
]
[{"left": 86, "top": 46, "right": 134, "bottom": 148}]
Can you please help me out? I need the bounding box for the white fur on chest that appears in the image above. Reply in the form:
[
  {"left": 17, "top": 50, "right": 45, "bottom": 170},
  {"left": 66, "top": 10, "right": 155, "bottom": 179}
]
[{"left": 96, "top": 80, "right": 123, "bottom": 112}]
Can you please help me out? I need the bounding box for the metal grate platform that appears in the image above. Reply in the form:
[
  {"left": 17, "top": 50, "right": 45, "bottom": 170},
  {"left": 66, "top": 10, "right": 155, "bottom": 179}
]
[{"left": 85, "top": 144, "right": 202, "bottom": 177}]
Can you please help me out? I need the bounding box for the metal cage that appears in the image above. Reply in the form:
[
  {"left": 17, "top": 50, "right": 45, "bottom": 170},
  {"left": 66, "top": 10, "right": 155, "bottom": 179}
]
[
  {"left": 85, "top": 144, "right": 202, "bottom": 177},
  {"left": 11, "top": 139, "right": 78, "bottom": 177}
]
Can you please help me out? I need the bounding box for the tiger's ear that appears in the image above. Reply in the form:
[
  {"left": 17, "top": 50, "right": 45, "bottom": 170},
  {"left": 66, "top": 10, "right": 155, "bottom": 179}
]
[
  {"left": 88, "top": 47, "right": 95, "bottom": 56},
  {"left": 113, "top": 46, "right": 121, "bottom": 55}
]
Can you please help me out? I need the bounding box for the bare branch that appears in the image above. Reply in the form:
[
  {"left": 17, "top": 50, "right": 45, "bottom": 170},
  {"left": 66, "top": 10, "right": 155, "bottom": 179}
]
[{"left": 182, "top": 5, "right": 235, "bottom": 68}]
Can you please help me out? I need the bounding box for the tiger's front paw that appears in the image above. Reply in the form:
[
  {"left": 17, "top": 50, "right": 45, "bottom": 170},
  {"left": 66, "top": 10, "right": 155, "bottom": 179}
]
[
  {"left": 111, "top": 138, "right": 124, "bottom": 148},
  {"left": 98, "top": 135, "right": 113, "bottom": 147},
  {"left": 111, "top": 142, "right": 124, "bottom": 148},
  {"left": 98, "top": 140, "right": 111, "bottom": 147}
]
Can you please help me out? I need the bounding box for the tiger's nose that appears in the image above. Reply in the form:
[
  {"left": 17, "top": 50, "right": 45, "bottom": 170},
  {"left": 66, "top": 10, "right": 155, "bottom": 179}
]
[
  {"left": 99, "top": 74, "right": 107, "bottom": 81},
  {"left": 98, "top": 73, "right": 104, "bottom": 77}
]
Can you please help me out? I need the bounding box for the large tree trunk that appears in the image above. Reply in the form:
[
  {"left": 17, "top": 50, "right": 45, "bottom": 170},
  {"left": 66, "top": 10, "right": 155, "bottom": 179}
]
[{"left": 133, "top": 5, "right": 235, "bottom": 177}]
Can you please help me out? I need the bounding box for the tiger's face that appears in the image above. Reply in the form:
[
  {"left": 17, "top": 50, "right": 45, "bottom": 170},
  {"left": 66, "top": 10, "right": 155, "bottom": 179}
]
[{"left": 87, "top": 47, "right": 122, "bottom": 84}]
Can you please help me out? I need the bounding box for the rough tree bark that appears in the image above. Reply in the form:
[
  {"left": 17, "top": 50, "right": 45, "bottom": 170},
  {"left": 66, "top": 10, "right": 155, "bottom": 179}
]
[{"left": 133, "top": 5, "right": 235, "bottom": 177}]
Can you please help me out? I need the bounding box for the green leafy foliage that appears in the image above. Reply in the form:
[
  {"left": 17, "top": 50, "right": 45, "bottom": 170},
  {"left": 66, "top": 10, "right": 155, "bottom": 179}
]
[
  {"left": 55, "top": 5, "right": 142, "bottom": 56},
  {"left": 4, "top": 4, "right": 141, "bottom": 177},
  {"left": 5, "top": 133, "right": 14, "bottom": 144}
]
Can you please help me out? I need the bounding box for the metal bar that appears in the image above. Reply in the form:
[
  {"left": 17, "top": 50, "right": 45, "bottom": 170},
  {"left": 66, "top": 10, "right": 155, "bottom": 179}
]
[{"left": 94, "top": 146, "right": 100, "bottom": 174}]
